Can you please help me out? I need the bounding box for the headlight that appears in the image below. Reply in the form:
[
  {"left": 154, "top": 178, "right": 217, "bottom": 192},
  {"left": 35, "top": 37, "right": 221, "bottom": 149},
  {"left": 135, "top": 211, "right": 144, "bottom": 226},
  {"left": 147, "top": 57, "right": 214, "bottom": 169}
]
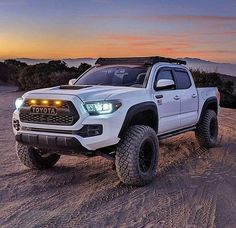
[
  {"left": 84, "top": 100, "right": 121, "bottom": 115},
  {"left": 15, "top": 97, "right": 24, "bottom": 109}
]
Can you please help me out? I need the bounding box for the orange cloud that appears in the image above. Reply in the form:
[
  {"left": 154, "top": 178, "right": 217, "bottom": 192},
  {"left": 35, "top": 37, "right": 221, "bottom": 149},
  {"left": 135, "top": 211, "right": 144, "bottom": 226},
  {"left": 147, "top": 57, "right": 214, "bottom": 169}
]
[{"left": 103, "top": 34, "right": 192, "bottom": 51}]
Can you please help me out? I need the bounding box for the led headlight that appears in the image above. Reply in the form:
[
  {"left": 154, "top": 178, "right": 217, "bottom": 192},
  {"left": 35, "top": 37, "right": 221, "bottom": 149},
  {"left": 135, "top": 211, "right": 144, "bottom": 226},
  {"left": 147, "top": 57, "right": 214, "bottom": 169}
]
[
  {"left": 15, "top": 97, "right": 24, "bottom": 109},
  {"left": 84, "top": 100, "right": 121, "bottom": 115}
]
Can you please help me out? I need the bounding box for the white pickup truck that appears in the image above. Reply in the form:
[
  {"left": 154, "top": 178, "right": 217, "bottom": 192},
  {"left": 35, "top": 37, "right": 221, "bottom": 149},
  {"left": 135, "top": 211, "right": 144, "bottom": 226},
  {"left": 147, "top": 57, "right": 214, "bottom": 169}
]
[{"left": 12, "top": 56, "right": 220, "bottom": 186}]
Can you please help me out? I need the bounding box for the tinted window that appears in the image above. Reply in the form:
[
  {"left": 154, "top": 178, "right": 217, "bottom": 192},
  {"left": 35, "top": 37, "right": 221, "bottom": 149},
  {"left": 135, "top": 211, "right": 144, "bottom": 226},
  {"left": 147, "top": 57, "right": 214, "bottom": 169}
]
[
  {"left": 157, "top": 70, "right": 174, "bottom": 81},
  {"left": 75, "top": 66, "right": 149, "bottom": 87},
  {"left": 175, "top": 70, "right": 191, "bottom": 89}
]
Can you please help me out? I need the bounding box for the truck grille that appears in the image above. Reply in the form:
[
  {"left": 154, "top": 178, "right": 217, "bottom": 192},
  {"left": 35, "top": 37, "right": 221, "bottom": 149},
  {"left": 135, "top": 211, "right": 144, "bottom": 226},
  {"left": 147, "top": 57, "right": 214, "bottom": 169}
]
[
  {"left": 19, "top": 113, "right": 74, "bottom": 125},
  {"left": 19, "top": 99, "right": 79, "bottom": 126}
]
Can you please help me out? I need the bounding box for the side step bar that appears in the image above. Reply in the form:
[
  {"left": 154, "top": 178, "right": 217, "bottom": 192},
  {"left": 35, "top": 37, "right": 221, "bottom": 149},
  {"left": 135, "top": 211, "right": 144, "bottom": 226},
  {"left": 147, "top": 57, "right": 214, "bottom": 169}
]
[{"left": 158, "top": 126, "right": 196, "bottom": 140}]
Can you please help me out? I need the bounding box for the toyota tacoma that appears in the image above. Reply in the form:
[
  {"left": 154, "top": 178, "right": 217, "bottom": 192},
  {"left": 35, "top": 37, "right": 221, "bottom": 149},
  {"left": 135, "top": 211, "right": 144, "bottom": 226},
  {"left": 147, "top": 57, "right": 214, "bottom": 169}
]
[{"left": 12, "top": 56, "right": 220, "bottom": 186}]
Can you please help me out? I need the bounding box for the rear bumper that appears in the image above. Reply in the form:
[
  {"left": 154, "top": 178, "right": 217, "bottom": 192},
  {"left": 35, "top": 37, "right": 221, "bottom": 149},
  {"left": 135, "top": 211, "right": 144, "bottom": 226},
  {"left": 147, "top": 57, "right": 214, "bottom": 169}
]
[{"left": 15, "top": 133, "right": 87, "bottom": 152}]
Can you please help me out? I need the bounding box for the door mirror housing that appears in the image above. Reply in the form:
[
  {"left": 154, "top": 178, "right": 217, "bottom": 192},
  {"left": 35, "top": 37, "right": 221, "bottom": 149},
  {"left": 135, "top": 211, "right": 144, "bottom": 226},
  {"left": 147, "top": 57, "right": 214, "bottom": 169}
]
[
  {"left": 155, "top": 79, "right": 175, "bottom": 90},
  {"left": 68, "top": 78, "right": 76, "bottom": 85}
]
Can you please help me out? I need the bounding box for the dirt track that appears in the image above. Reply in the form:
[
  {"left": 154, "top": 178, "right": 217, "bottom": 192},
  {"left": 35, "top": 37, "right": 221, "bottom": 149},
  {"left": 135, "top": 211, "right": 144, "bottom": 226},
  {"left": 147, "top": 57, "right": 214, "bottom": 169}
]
[{"left": 0, "top": 88, "right": 236, "bottom": 227}]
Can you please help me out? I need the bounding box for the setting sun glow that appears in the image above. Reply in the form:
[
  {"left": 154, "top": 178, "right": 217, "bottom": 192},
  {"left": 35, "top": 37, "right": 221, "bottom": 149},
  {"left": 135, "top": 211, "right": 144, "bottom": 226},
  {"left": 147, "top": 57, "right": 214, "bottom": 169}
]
[{"left": 0, "top": 0, "right": 235, "bottom": 63}]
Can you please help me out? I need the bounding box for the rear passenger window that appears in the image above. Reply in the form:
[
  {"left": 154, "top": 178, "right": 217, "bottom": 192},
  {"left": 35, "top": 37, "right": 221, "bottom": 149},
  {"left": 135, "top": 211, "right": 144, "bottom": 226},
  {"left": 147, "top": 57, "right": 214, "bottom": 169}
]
[
  {"left": 157, "top": 70, "right": 174, "bottom": 81},
  {"left": 175, "top": 70, "right": 191, "bottom": 89}
]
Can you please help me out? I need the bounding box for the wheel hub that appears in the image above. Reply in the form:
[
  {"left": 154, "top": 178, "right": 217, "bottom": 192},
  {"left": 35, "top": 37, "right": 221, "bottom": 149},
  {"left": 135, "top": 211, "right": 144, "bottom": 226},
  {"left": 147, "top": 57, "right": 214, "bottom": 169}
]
[
  {"left": 139, "top": 139, "right": 155, "bottom": 173},
  {"left": 210, "top": 118, "right": 217, "bottom": 139}
]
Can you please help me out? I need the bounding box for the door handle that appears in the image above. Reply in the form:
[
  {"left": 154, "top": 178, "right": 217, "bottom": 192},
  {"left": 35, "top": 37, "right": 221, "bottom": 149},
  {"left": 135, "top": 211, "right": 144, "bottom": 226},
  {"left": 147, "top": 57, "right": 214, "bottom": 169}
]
[
  {"left": 192, "top": 94, "right": 197, "bottom": 98},
  {"left": 174, "top": 95, "right": 180, "bottom": 100},
  {"left": 155, "top": 95, "right": 163, "bottom": 99}
]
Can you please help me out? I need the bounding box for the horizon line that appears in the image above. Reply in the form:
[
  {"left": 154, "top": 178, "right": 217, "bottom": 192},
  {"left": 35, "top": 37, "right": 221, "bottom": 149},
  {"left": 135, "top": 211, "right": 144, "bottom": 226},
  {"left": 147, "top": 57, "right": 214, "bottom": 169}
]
[{"left": 0, "top": 56, "right": 236, "bottom": 65}]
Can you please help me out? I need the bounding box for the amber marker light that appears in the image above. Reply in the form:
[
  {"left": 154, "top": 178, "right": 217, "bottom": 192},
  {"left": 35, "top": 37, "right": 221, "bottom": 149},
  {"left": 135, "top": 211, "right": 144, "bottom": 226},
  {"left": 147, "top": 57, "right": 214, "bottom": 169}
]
[
  {"left": 42, "top": 100, "right": 49, "bottom": 105},
  {"left": 54, "top": 100, "right": 62, "bottom": 106},
  {"left": 30, "top": 99, "right": 36, "bottom": 105}
]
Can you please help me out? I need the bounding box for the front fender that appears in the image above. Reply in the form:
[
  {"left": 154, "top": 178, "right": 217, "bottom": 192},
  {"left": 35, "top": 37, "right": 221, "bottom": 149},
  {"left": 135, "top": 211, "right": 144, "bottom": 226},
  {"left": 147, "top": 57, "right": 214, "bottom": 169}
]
[{"left": 118, "top": 102, "right": 158, "bottom": 138}]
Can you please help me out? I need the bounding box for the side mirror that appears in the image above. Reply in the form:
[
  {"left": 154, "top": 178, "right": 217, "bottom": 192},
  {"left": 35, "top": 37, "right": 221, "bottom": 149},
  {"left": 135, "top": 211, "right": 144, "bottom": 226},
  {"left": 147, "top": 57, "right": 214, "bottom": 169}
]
[
  {"left": 68, "top": 78, "right": 76, "bottom": 85},
  {"left": 155, "top": 79, "right": 175, "bottom": 90}
]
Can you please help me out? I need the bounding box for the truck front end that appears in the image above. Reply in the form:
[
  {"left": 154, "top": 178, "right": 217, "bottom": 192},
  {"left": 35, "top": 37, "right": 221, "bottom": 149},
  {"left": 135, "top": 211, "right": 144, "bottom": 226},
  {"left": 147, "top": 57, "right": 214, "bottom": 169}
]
[{"left": 12, "top": 91, "right": 123, "bottom": 155}]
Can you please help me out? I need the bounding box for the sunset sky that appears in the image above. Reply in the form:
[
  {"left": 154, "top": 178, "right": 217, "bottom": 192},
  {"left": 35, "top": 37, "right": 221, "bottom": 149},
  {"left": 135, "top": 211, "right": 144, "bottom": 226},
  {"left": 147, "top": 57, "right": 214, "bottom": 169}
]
[{"left": 0, "top": 0, "right": 236, "bottom": 63}]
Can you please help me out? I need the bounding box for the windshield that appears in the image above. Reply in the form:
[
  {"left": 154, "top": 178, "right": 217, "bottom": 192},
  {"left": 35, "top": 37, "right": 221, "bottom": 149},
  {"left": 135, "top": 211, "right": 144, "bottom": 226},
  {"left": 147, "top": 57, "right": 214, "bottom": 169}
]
[{"left": 75, "top": 65, "right": 149, "bottom": 87}]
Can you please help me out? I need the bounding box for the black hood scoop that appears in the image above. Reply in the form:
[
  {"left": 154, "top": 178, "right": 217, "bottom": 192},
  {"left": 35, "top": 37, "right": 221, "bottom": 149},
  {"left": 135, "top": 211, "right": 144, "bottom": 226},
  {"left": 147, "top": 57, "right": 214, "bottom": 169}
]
[{"left": 59, "top": 85, "right": 92, "bottom": 90}]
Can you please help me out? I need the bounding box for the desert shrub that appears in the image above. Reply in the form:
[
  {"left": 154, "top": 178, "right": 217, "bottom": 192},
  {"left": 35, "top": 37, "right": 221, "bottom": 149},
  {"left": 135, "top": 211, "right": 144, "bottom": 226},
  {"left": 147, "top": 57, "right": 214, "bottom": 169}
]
[
  {"left": 0, "top": 62, "right": 11, "bottom": 82},
  {"left": 4, "top": 59, "right": 27, "bottom": 86},
  {"left": 4, "top": 59, "right": 27, "bottom": 68},
  {"left": 0, "top": 60, "right": 91, "bottom": 90},
  {"left": 17, "top": 61, "right": 91, "bottom": 90},
  {"left": 0, "top": 59, "right": 27, "bottom": 85}
]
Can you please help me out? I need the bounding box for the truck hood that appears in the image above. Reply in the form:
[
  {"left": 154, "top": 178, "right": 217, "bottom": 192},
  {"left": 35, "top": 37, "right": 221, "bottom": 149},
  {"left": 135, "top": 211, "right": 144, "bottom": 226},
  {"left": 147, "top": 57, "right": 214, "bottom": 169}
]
[{"left": 25, "top": 85, "right": 145, "bottom": 102}]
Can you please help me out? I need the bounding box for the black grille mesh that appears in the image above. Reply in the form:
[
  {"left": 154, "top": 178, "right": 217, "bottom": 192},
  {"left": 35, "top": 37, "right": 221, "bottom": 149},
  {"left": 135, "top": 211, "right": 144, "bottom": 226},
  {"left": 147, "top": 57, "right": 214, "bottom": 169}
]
[
  {"left": 19, "top": 113, "right": 74, "bottom": 125},
  {"left": 19, "top": 99, "right": 79, "bottom": 126}
]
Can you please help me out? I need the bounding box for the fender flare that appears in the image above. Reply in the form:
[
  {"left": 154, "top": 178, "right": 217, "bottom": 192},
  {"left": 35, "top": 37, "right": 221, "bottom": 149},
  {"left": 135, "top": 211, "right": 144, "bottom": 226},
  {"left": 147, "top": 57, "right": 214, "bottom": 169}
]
[
  {"left": 118, "top": 102, "right": 158, "bottom": 138},
  {"left": 198, "top": 97, "right": 218, "bottom": 124}
]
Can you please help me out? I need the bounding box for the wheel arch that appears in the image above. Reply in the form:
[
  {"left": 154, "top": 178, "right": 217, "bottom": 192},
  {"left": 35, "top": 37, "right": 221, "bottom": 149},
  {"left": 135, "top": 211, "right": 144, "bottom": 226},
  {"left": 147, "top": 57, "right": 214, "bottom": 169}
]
[
  {"left": 198, "top": 97, "right": 218, "bottom": 124},
  {"left": 118, "top": 102, "right": 158, "bottom": 138}
]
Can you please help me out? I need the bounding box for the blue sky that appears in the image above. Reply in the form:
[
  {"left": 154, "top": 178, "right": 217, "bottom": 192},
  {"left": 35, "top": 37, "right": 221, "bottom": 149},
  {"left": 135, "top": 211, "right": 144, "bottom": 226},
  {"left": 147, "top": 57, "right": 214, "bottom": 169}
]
[{"left": 0, "top": 0, "right": 236, "bottom": 63}]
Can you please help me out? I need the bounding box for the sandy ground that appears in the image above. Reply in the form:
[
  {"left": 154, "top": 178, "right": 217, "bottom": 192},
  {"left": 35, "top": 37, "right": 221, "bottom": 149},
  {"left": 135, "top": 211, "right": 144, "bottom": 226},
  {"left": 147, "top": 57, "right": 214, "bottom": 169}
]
[{"left": 0, "top": 87, "right": 235, "bottom": 228}]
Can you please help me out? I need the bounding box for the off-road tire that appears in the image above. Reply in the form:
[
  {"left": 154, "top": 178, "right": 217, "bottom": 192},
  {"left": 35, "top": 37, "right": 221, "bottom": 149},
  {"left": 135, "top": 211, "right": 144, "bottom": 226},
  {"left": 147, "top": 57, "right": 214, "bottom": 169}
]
[
  {"left": 195, "top": 110, "right": 218, "bottom": 148},
  {"left": 16, "top": 142, "right": 60, "bottom": 170},
  {"left": 115, "top": 125, "right": 159, "bottom": 186}
]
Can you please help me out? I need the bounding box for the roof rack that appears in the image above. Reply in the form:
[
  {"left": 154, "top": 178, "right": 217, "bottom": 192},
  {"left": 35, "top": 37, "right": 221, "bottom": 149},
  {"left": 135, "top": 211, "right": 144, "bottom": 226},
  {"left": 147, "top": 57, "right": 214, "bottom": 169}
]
[{"left": 95, "top": 56, "right": 186, "bottom": 66}]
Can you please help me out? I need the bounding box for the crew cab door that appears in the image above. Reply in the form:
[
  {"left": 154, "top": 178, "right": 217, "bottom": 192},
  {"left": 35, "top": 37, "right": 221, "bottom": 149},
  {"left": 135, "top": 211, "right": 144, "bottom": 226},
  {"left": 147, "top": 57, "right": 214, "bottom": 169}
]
[
  {"left": 153, "top": 68, "right": 181, "bottom": 134},
  {"left": 173, "top": 68, "right": 198, "bottom": 127}
]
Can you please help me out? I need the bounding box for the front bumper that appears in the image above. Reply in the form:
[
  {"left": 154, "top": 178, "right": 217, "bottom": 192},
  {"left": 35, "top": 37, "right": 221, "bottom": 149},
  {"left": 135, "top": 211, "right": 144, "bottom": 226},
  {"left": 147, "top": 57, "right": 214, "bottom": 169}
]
[{"left": 15, "top": 133, "right": 87, "bottom": 152}]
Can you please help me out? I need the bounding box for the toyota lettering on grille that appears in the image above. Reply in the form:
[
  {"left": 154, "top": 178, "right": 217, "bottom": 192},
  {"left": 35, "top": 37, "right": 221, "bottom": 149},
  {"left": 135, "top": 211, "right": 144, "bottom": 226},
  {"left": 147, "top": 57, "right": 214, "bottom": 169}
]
[{"left": 31, "top": 106, "right": 57, "bottom": 115}]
